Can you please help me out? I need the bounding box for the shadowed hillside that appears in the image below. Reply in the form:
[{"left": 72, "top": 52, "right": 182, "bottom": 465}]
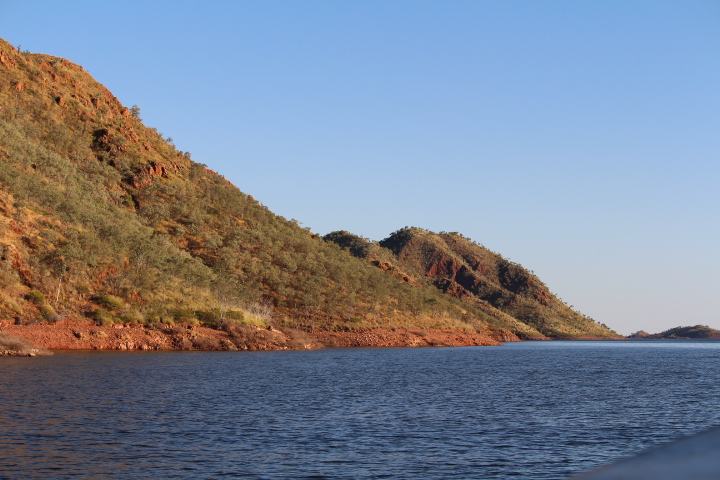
[
  {"left": 0, "top": 39, "right": 618, "bottom": 343},
  {"left": 326, "top": 228, "right": 618, "bottom": 339}
]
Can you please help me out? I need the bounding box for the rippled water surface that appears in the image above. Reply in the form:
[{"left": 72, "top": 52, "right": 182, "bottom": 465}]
[{"left": 2, "top": 340, "right": 720, "bottom": 479}]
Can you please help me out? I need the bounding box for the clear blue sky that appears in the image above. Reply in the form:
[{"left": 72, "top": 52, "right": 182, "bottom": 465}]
[{"left": 2, "top": 0, "right": 718, "bottom": 335}]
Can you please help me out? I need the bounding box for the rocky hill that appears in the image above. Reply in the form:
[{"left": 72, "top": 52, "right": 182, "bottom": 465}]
[
  {"left": 0, "top": 38, "right": 619, "bottom": 349},
  {"left": 628, "top": 325, "right": 720, "bottom": 339},
  {"left": 325, "top": 228, "right": 616, "bottom": 339}
]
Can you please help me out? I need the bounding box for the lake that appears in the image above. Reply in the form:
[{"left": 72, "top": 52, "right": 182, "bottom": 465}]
[{"left": 1, "top": 340, "right": 720, "bottom": 479}]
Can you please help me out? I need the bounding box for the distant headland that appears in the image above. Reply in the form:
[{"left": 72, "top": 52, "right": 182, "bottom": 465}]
[{"left": 627, "top": 325, "right": 720, "bottom": 339}]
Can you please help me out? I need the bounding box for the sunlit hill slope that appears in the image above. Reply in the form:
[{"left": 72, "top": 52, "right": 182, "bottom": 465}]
[{"left": 0, "top": 39, "right": 619, "bottom": 343}]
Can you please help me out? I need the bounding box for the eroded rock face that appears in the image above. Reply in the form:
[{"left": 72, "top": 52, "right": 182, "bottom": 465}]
[
  {"left": 131, "top": 161, "right": 181, "bottom": 189},
  {"left": 323, "top": 228, "right": 616, "bottom": 339},
  {"left": 375, "top": 228, "right": 620, "bottom": 339},
  {"left": 369, "top": 259, "right": 416, "bottom": 284},
  {"left": 0, "top": 50, "right": 18, "bottom": 68}
]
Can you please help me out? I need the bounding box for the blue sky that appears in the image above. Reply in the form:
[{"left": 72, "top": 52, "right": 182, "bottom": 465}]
[{"left": 2, "top": 0, "right": 718, "bottom": 335}]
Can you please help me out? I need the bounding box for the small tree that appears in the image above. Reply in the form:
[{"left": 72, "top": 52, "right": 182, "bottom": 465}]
[{"left": 130, "top": 105, "right": 141, "bottom": 120}]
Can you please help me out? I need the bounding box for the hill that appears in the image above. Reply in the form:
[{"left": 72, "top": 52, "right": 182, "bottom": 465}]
[
  {"left": 0, "top": 39, "right": 619, "bottom": 349},
  {"left": 628, "top": 325, "right": 720, "bottom": 339},
  {"left": 325, "top": 229, "right": 616, "bottom": 339}
]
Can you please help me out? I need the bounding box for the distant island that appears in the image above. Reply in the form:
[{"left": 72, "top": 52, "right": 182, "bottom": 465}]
[
  {"left": 628, "top": 325, "right": 720, "bottom": 339},
  {"left": 0, "top": 38, "right": 621, "bottom": 354}
]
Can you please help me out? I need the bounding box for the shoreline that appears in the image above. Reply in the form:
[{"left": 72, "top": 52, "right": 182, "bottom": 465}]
[
  {"left": 0, "top": 321, "right": 510, "bottom": 355},
  {"left": 0, "top": 321, "right": 631, "bottom": 356}
]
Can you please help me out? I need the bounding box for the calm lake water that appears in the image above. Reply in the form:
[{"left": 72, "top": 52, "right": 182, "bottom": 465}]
[{"left": 1, "top": 340, "right": 720, "bottom": 479}]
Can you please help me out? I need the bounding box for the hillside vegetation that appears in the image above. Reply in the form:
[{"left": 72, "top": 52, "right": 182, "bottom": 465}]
[
  {"left": 0, "top": 38, "right": 619, "bottom": 341},
  {"left": 628, "top": 325, "right": 720, "bottom": 339},
  {"left": 325, "top": 229, "right": 615, "bottom": 339}
]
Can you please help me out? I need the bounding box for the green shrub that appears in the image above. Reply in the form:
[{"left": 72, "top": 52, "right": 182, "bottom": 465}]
[
  {"left": 93, "top": 308, "right": 113, "bottom": 326},
  {"left": 142, "top": 311, "right": 173, "bottom": 326},
  {"left": 171, "top": 309, "right": 198, "bottom": 323},
  {"left": 1, "top": 299, "right": 23, "bottom": 314},
  {"left": 92, "top": 294, "right": 125, "bottom": 311},
  {"left": 195, "top": 309, "right": 221, "bottom": 327},
  {"left": 118, "top": 310, "right": 144, "bottom": 324},
  {"left": 97, "top": 317, "right": 114, "bottom": 327},
  {"left": 26, "top": 290, "right": 46, "bottom": 305},
  {"left": 226, "top": 310, "right": 244, "bottom": 321}
]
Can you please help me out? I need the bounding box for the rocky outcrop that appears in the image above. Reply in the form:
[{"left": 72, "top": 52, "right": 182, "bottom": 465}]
[
  {"left": 1, "top": 322, "right": 511, "bottom": 352},
  {"left": 131, "top": 161, "right": 182, "bottom": 189},
  {"left": 378, "top": 228, "right": 620, "bottom": 339},
  {"left": 1, "top": 321, "right": 321, "bottom": 352},
  {"left": 324, "top": 227, "right": 619, "bottom": 340},
  {"left": 0, "top": 331, "right": 51, "bottom": 356},
  {"left": 0, "top": 49, "right": 17, "bottom": 69},
  {"left": 308, "top": 328, "right": 503, "bottom": 348}
]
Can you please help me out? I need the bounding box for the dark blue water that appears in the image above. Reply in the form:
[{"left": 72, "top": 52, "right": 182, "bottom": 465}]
[{"left": 1, "top": 340, "right": 720, "bottom": 479}]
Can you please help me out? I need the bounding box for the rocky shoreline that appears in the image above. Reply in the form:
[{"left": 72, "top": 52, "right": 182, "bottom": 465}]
[
  {"left": 0, "top": 321, "right": 512, "bottom": 356},
  {"left": 0, "top": 331, "right": 52, "bottom": 357},
  {"left": 312, "top": 328, "right": 503, "bottom": 348}
]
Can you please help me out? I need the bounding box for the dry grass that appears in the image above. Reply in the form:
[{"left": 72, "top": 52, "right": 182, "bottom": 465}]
[{"left": 0, "top": 331, "right": 52, "bottom": 356}]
